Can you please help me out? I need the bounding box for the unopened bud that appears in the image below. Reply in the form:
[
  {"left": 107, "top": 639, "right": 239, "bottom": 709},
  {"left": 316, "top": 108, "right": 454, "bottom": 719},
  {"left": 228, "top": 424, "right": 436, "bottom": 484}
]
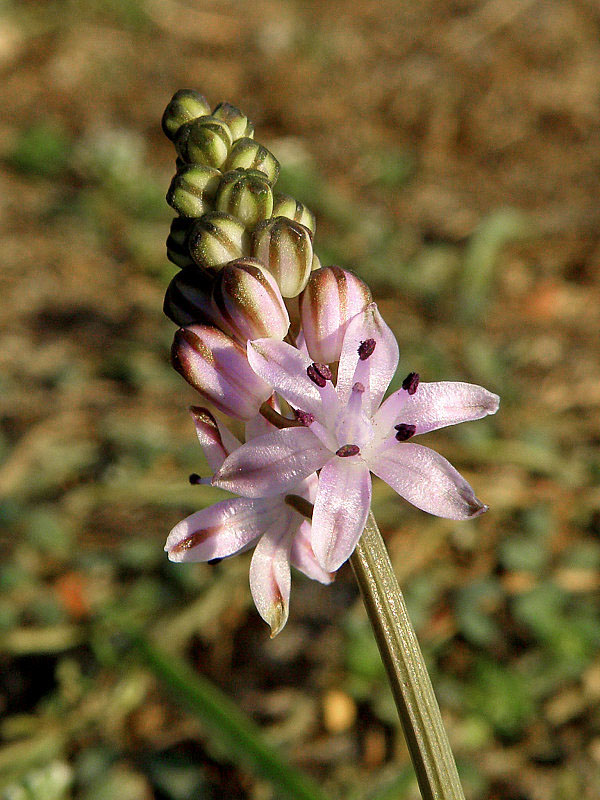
[
  {"left": 176, "top": 116, "right": 233, "bottom": 169},
  {"left": 272, "top": 193, "right": 316, "bottom": 236},
  {"left": 171, "top": 325, "right": 272, "bottom": 419},
  {"left": 162, "top": 89, "right": 211, "bottom": 141},
  {"left": 166, "top": 164, "right": 221, "bottom": 218},
  {"left": 252, "top": 217, "right": 313, "bottom": 297},
  {"left": 215, "top": 169, "right": 273, "bottom": 229},
  {"left": 188, "top": 212, "right": 249, "bottom": 269},
  {"left": 163, "top": 266, "right": 217, "bottom": 327},
  {"left": 212, "top": 102, "right": 254, "bottom": 141},
  {"left": 212, "top": 258, "right": 289, "bottom": 343},
  {"left": 224, "top": 138, "right": 280, "bottom": 185},
  {"left": 166, "top": 217, "right": 194, "bottom": 268},
  {"left": 299, "top": 266, "right": 372, "bottom": 364}
]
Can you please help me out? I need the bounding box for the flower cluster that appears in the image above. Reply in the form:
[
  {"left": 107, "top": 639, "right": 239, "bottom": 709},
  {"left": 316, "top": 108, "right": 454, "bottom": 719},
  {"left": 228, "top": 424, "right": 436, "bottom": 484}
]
[{"left": 161, "top": 91, "right": 500, "bottom": 635}]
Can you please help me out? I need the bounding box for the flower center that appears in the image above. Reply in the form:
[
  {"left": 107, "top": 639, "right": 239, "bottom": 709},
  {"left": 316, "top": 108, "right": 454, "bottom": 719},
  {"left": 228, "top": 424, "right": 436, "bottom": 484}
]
[{"left": 334, "top": 380, "right": 373, "bottom": 451}]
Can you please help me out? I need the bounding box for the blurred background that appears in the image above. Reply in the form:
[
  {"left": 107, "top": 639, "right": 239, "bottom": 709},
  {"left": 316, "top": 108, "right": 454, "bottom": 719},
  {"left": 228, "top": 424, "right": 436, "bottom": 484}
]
[{"left": 1, "top": 1, "right": 599, "bottom": 798}]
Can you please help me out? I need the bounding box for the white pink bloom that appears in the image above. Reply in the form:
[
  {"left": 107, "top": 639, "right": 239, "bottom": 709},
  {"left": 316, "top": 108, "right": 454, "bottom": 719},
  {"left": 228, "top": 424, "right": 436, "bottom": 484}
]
[
  {"left": 164, "top": 407, "right": 333, "bottom": 636},
  {"left": 212, "top": 303, "right": 500, "bottom": 572}
]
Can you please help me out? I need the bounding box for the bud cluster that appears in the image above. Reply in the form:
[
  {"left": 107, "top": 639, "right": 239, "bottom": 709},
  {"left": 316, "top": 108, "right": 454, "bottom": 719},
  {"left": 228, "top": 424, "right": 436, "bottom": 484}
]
[{"left": 162, "top": 90, "right": 372, "bottom": 418}]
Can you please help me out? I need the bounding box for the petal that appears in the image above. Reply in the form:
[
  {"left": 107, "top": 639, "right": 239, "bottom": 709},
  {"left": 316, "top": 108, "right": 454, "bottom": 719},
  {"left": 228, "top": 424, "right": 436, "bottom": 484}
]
[
  {"left": 247, "top": 338, "right": 322, "bottom": 416},
  {"left": 165, "top": 496, "right": 280, "bottom": 562},
  {"left": 369, "top": 442, "right": 488, "bottom": 520},
  {"left": 213, "top": 426, "right": 331, "bottom": 498},
  {"left": 311, "top": 456, "right": 371, "bottom": 572},
  {"left": 290, "top": 519, "right": 335, "bottom": 584},
  {"left": 249, "top": 513, "right": 294, "bottom": 636},
  {"left": 336, "top": 303, "right": 399, "bottom": 412},
  {"left": 373, "top": 381, "right": 500, "bottom": 440},
  {"left": 190, "top": 406, "right": 241, "bottom": 472}
]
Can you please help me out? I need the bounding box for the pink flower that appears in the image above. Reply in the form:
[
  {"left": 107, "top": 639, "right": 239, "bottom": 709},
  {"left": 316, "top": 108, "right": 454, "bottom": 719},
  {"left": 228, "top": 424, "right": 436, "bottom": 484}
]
[
  {"left": 165, "top": 407, "right": 333, "bottom": 636},
  {"left": 213, "top": 304, "right": 500, "bottom": 572}
]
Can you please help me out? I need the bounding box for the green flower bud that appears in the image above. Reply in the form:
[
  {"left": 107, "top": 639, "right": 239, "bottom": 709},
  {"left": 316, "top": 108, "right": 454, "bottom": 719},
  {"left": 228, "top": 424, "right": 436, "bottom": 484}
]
[
  {"left": 212, "top": 102, "right": 254, "bottom": 141},
  {"left": 161, "top": 89, "right": 211, "bottom": 141},
  {"left": 215, "top": 169, "right": 273, "bottom": 230},
  {"left": 176, "top": 116, "right": 233, "bottom": 169},
  {"left": 224, "top": 138, "right": 280, "bottom": 185},
  {"left": 272, "top": 193, "right": 316, "bottom": 236},
  {"left": 188, "top": 212, "right": 250, "bottom": 270},
  {"left": 211, "top": 258, "right": 289, "bottom": 343},
  {"left": 252, "top": 217, "right": 313, "bottom": 297},
  {"left": 164, "top": 266, "right": 218, "bottom": 327},
  {"left": 166, "top": 217, "right": 195, "bottom": 268},
  {"left": 166, "top": 164, "right": 221, "bottom": 218}
]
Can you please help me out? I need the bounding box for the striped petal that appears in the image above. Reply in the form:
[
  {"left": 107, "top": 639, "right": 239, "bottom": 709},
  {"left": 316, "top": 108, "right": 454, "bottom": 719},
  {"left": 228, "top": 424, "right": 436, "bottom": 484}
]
[
  {"left": 249, "top": 513, "right": 295, "bottom": 636},
  {"left": 165, "top": 496, "right": 281, "bottom": 562},
  {"left": 311, "top": 456, "right": 371, "bottom": 572},
  {"left": 369, "top": 442, "right": 487, "bottom": 519},
  {"left": 213, "top": 426, "right": 331, "bottom": 498}
]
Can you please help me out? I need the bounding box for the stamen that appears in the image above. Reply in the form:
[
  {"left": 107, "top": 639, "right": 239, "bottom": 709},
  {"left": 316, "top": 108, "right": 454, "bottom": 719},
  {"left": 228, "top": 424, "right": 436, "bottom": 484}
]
[
  {"left": 294, "top": 408, "right": 315, "bottom": 427},
  {"left": 189, "top": 473, "right": 202, "bottom": 484},
  {"left": 336, "top": 444, "right": 360, "bottom": 457},
  {"left": 402, "top": 372, "right": 420, "bottom": 395},
  {"left": 358, "top": 339, "right": 376, "bottom": 360},
  {"left": 394, "top": 423, "right": 417, "bottom": 441},
  {"left": 307, "top": 362, "right": 332, "bottom": 387},
  {"left": 352, "top": 381, "right": 365, "bottom": 393}
]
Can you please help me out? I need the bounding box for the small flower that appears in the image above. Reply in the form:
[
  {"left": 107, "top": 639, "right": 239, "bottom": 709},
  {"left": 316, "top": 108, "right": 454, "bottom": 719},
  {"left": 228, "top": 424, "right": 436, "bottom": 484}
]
[
  {"left": 213, "top": 304, "right": 499, "bottom": 572},
  {"left": 165, "top": 407, "right": 333, "bottom": 636}
]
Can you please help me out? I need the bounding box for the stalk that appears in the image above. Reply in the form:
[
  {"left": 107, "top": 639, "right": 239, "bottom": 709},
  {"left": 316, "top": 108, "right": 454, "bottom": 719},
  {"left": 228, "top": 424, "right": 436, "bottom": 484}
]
[{"left": 350, "top": 511, "right": 466, "bottom": 800}]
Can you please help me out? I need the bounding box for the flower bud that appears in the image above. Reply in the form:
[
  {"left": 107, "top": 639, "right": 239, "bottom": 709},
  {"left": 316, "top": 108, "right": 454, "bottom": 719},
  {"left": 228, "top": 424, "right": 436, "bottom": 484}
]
[
  {"left": 161, "top": 89, "right": 211, "bottom": 141},
  {"left": 163, "top": 266, "right": 217, "bottom": 327},
  {"left": 224, "top": 138, "right": 280, "bottom": 185},
  {"left": 166, "top": 217, "right": 195, "bottom": 268},
  {"left": 252, "top": 217, "right": 313, "bottom": 297},
  {"left": 212, "top": 102, "right": 254, "bottom": 141},
  {"left": 166, "top": 164, "right": 221, "bottom": 218},
  {"left": 188, "top": 212, "right": 250, "bottom": 269},
  {"left": 215, "top": 169, "right": 273, "bottom": 229},
  {"left": 211, "top": 258, "right": 289, "bottom": 343},
  {"left": 299, "top": 266, "right": 372, "bottom": 364},
  {"left": 176, "top": 116, "right": 233, "bottom": 169},
  {"left": 272, "top": 193, "right": 316, "bottom": 236},
  {"left": 171, "top": 325, "right": 272, "bottom": 420}
]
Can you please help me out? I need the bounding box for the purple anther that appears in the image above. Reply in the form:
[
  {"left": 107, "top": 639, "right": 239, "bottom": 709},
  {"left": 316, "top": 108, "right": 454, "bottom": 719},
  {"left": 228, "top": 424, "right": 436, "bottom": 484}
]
[
  {"left": 189, "top": 473, "right": 202, "bottom": 484},
  {"left": 358, "top": 338, "right": 376, "bottom": 360},
  {"left": 335, "top": 444, "right": 361, "bottom": 457},
  {"left": 294, "top": 409, "right": 315, "bottom": 427},
  {"left": 394, "top": 423, "right": 417, "bottom": 441},
  {"left": 402, "top": 372, "right": 420, "bottom": 395},
  {"left": 352, "top": 381, "right": 365, "bottom": 393},
  {"left": 307, "top": 362, "right": 332, "bottom": 387}
]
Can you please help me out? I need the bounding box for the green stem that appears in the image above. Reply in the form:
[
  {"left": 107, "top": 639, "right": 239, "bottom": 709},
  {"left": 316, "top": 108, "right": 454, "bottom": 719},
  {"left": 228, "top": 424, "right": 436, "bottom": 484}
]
[
  {"left": 350, "top": 511, "right": 466, "bottom": 800},
  {"left": 132, "top": 632, "right": 330, "bottom": 800}
]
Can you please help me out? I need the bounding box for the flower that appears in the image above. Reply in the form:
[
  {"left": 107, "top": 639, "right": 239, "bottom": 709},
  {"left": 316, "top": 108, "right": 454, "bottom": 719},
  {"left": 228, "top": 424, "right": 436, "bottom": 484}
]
[
  {"left": 212, "top": 303, "right": 500, "bottom": 572},
  {"left": 164, "top": 406, "right": 333, "bottom": 636}
]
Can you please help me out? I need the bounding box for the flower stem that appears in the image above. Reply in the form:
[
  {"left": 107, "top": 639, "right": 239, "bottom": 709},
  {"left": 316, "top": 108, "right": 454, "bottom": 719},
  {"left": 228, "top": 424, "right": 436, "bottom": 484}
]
[{"left": 349, "top": 511, "right": 466, "bottom": 800}]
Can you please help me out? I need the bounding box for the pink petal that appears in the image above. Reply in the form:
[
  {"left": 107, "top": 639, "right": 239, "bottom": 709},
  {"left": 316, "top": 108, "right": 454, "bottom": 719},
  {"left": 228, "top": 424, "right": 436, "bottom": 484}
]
[
  {"left": 249, "top": 514, "right": 294, "bottom": 636},
  {"left": 373, "top": 381, "right": 500, "bottom": 440},
  {"left": 369, "top": 442, "right": 488, "bottom": 519},
  {"left": 247, "top": 338, "right": 323, "bottom": 417},
  {"left": 290, "top": 520, "right": 335, "bottom": 584},
  {"left": 190, "top": 407, "right": 241, "bottom": 472},
  {"left": 165, "top": 496, "right": 280, "bottom": 562},
  {"left": 336, "top": 303, "right": 399, "bottom": 412},
  {"left": 311, "top": 456, "right": 371, "bottom": 572},
  {"left": 213, "top": 427, "right": 331, "bottom": 498}
]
